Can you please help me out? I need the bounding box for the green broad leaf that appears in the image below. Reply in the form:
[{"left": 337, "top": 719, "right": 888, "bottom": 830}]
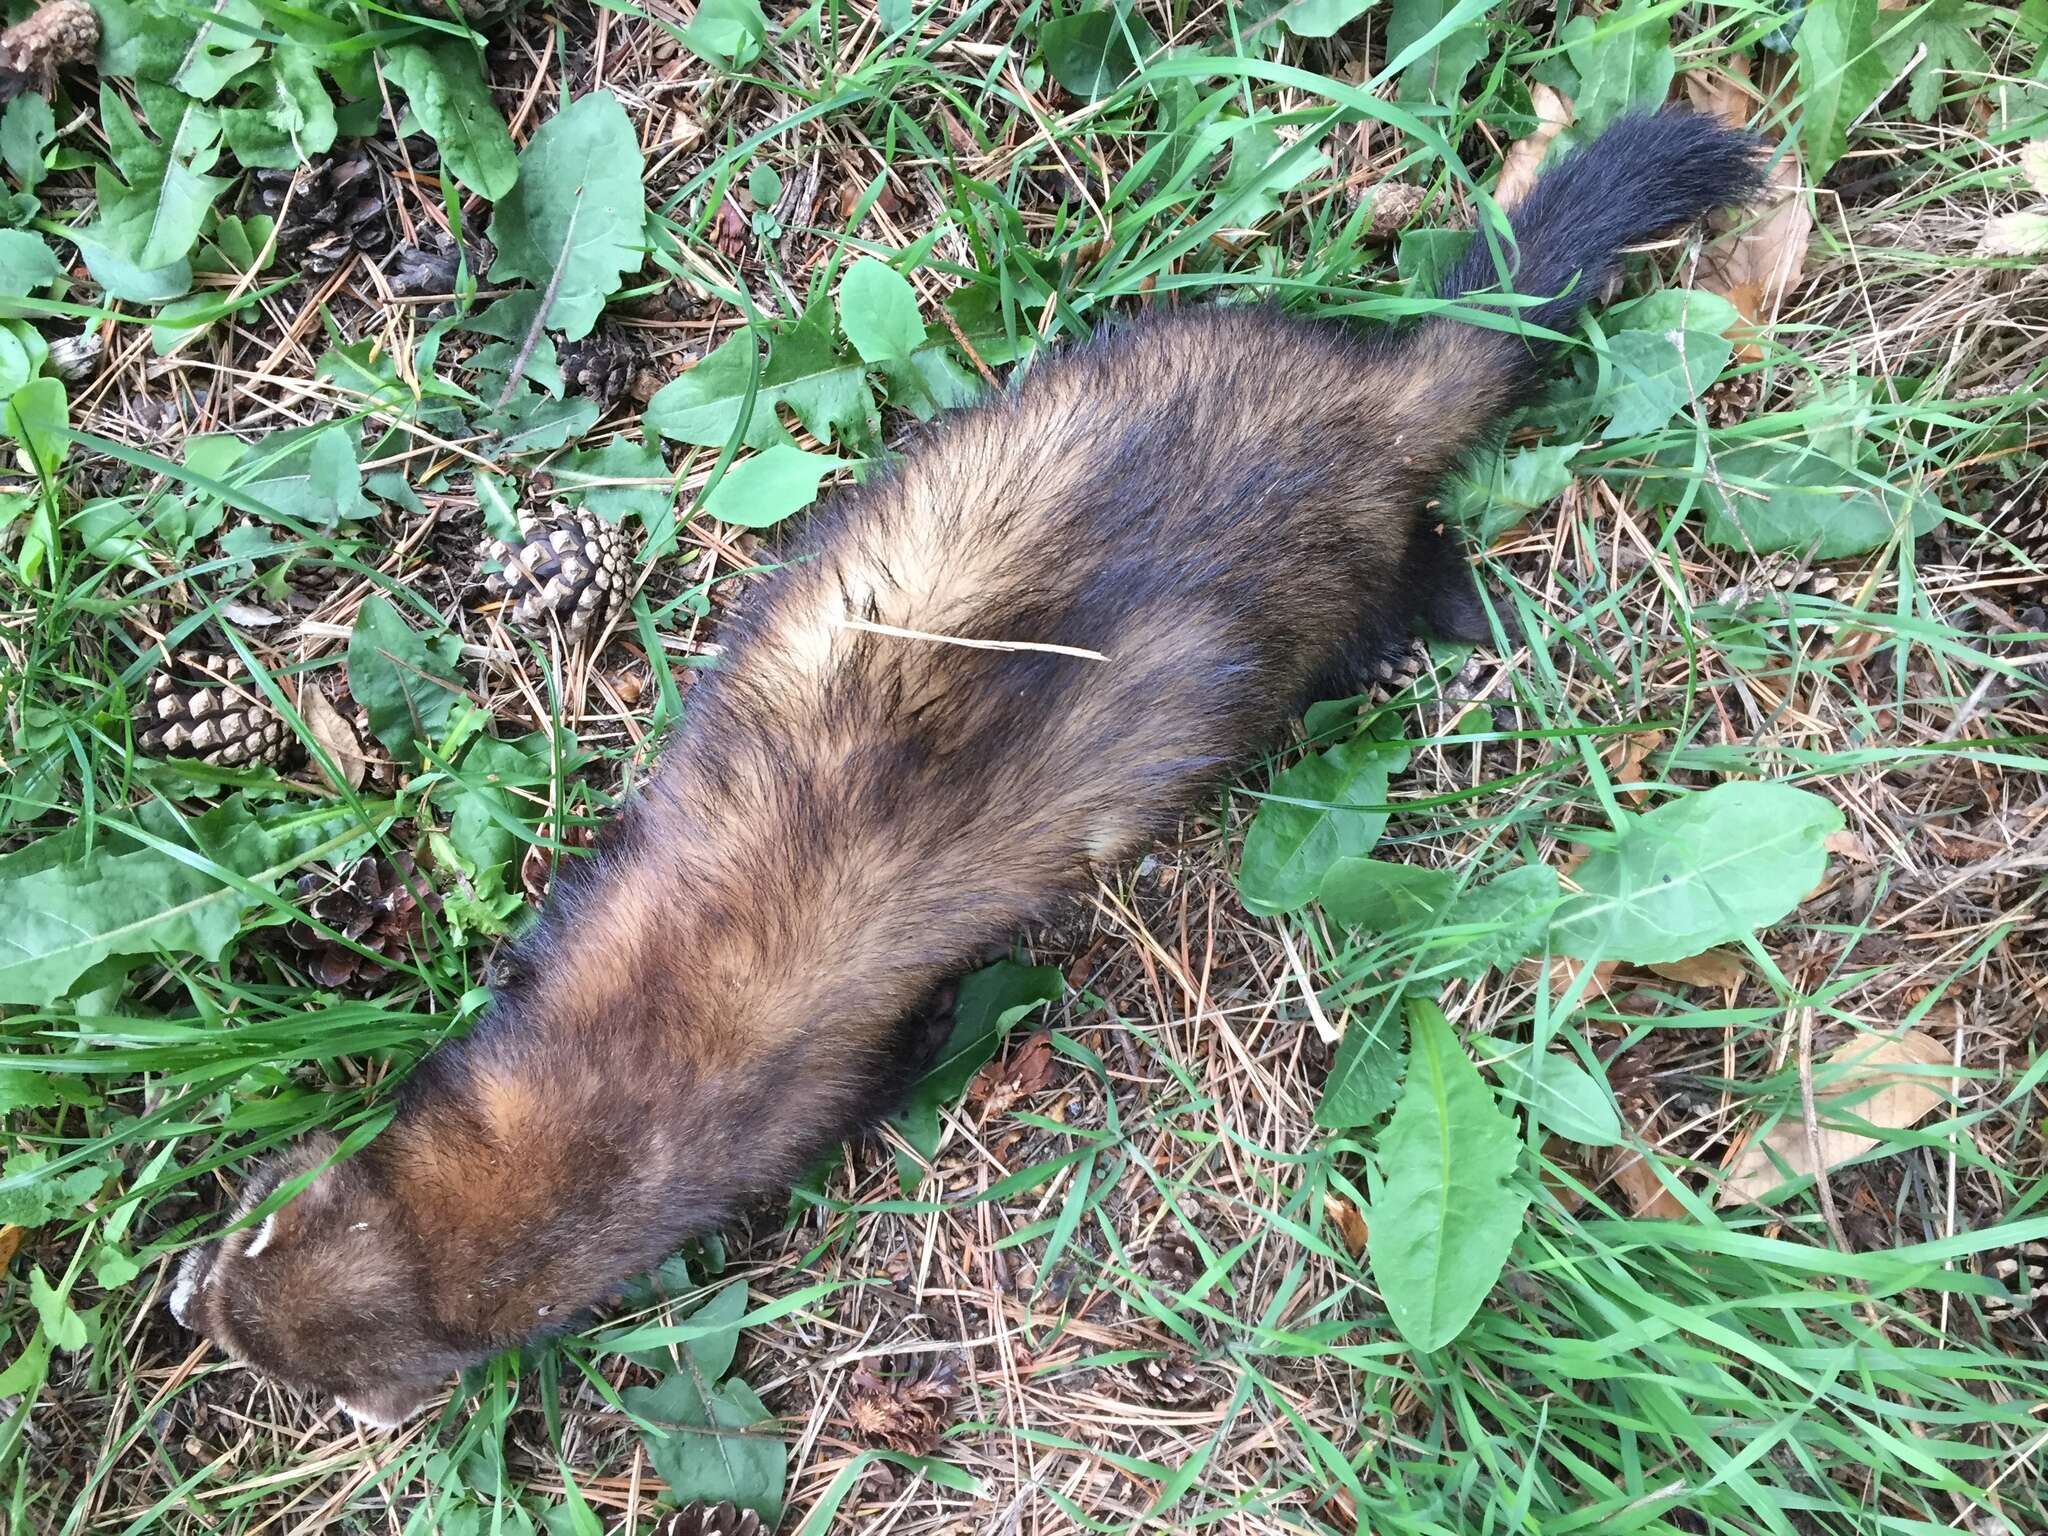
[
  {"left": 1271, "top": 0, "right": 1377, "bottom": 39},
  {"left": 67, "top": 226, "right": 193, "bottom": 304},
  {"left": 1474, "top": 1035, "right": 1623, "bottom": 1147},
  {"left": 891, "top": 961, "right": 1063, "bottom": 1192},
  {"left": 488, "top": 91, "right": 648, "bottom": 343},
  {"left": 0, "top": 329, "right": 29, "bottom": 397},
  {"left": 0, "top": 797, "right": 356, "bottom": 1006},
  {"left": 169, "top": 0, "right": 264, "bottom": 98},
  {"left": 1215, "top": 118, "right": 1331, "bottom": 222},
  {"left": 1385, "top": 0, "right": 1491, "bottom": 106},
  {"left": 1442, "top": 440, "right": 1578, "bottom": 543},
  {"left": 477, "top": 395, "right": 601, "bottom": 457},
  {"left": 625, "top": 1372, "right": 785, "bottom": 1521},
  {"left": 1438, "top": 864, "right": 1561, "bottom": 982},
  {"left": 554, "top": 435, "right": 676, "bottom": 544},
  {"left": 680, "top": 0, "right": 769, "bottom": 70},
  {"left": 748, "top": 163, "right": 782, "bottom": 208},
  {"left": 7, "top": 377, "right": 69, "bottom": 482},
  {"left": 1367, "top": 999, "right": 1530, "bottom": 1351},
  {"left": 28, "top": 1268, "right": 87, "bottom": 1352},
  {"left": 1880, "top": 0, "right": 1993, "bottom": 120},
  {"left": 1689, "top": 441, "right": 1945, "bottom": 558},
  {"left": 236, "top": 425, "right": 374, "bottom": 527},
  {"left": 703, "top": 444, "right": 843, "bottom": 529},
  {"left": 0, "top": 230, "right": 63, "bottom": 296},
  {"left": 1794, "top": 0, "right": 1892, "bottom": 179},
  {"left": 1239, "top": 733, "right": 1411, "bottom": 916},
  {"left": 644, "top": 299, "right": 879, "bottom": 452},
  {"left": 441, "top": 731, "right": 556, "bottom": 877},
  {"left": 1316, "top": 1006, "right": 1407, "bottom": 1129},
  {"left": 87, "top": 88, "right": 228, "bottom": 273},
  {"left": 1039, "top": 4, "right": 1159, "bottom": 100},
  {"left": 384, "top": 42, "right": 519, "bottom": 201},
  {"left": 837, "top": 258, "right": 925, "bottom": 364},
  {"left": 1, "top": 95, "right": 55, "bottom": 190},
  {"left": 1552, "top": 781, "right": 1844, "bottom": 965},
  {"left": 219, "top": 46, "right": 338, "bottom": 170},
  {"left": 346, "top": 595, "right": 466, "bottom": 761},
  {"left": 1601, "top": 325, "right": 1734, "bottom": 438},
  {"left": 1562, "top": 0, "right": 1675, "bottom": 134},
  {"left": 1318, "top": 858, "right": 1455, "bottom": 930},
  {"left": 0, "top": 1152, "right": 108, "bottom": 1227}
]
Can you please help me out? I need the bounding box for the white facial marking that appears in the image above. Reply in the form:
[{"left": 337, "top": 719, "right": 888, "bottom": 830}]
[{"left": 240, "top": 1213, "right": 278, "bottom": 1260}]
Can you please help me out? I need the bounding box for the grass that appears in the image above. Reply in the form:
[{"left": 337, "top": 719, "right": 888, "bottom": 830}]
[{"left": 2, "top": 0, "right": 2047, "bottom": 1532}]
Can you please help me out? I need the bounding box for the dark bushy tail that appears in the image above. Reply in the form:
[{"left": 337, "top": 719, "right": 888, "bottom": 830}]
[{"left": 1440, "top": 109, "right": 1766, "bottom": 339}]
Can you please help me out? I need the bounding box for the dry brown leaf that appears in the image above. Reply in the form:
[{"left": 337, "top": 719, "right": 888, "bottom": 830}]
[
  {"left": 1609, "top": 1148, "right": 1688, "bottom": 1219},
  {"left": 1322, "top": 1191, "right": 1369, "bottom": 1258},
  {"left": 1700, "top": 144, "right": 1811, "bottom": 362},
  {"left": 1824, "top": 829, "right": 1875, "bottom": 865},
  {"left": 1602, "top": 728, "right": 1666, "bottom": 807},
  {"left": 1523, "top": 954, "right": 1623, "bottom": 1010},
  {"left": 1683, "top": 59, "right": 1754, "bottom": 130},
  {"left": 300, "top": 684, "right": 369, "bottom": 792},
  {"left": 1495, "top": 84, "right": 1575, "bottom": 211},
  {"left": 0, "top": 1224, "right": 23, "bottom": 1269},
  {"left": 1719, "top": 1029, "right": 1955, "bottom": 1206},
  {"left": 1646, "top": 949, "right": 1747, "bottom": 990}
]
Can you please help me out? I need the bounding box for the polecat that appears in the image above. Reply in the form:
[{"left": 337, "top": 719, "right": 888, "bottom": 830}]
[{"left": 169, "top": 112, "right": 1762, "bottom": 1426}]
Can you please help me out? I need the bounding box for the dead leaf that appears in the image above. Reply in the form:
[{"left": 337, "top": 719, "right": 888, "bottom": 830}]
[
  {"left": 1322, "top": 1191, "right": 1368, "bottom": 1258},
  {"left": 299, "top": 684, "right": 369, "bottom": 792},
  {"left": 1646, "top": 949, "right": 1747, "bottom": 990},
  {"left": 1700, "top": 142, "right": 1811, "bottom": 362},
  {"left": 1522, "top": 954, "right": 1623, "bottom": 1011},
  {"left": 1824, "top": 829, "right": 1874, "bottom": 865},
  {"left": 0, "top": 1224, "right": 23, "bottom": 1269},
  {"left": 2021, "top": 141, "right": 2048, "bottom": 200},
  {"left": 1718, "top": 1029, "right": 1955, "bottom": 1206},
  {"left": 1608, "top": 1147, "right": 1687, "bottom": 1219},
  {"left": 1495, "top": 84, "right": 1575, "bottom": 212},
  {"left": 970, "top": 1031, "right": 1057, "bottom": 1121},
  {"left": 1602, "top": 728, "right": 1666, "bottom": 807},
  {"left": 1683, "top": 62, "right": 1754, "bottom": 131}
]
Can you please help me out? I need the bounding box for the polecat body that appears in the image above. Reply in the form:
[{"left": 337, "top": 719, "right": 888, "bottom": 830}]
[{"left": 171, "top": 113, "right": 1762, "bottom": 1425}]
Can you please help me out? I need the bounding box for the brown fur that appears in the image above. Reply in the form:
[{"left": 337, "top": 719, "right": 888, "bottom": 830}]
[{"left": 169, "top": 113, "right": 1762, "bottom": 1424}]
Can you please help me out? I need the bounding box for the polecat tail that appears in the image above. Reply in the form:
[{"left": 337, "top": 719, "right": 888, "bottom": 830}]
[{"left": 1437, "top": 109, "right": 1766, "bottom": 359}]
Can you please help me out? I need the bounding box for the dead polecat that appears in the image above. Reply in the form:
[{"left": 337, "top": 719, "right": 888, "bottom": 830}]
[{"left": 170, "top": 112, "right": 1761, "bottom": 1425}]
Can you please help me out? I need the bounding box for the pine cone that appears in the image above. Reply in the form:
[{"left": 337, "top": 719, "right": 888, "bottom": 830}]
[
  {"left": 478, "top": 508, "right": 634, "bottom": 643},
  {"left": 1985, "top": 490, "right": 2048, "bottom": 604},
  {"left": 46, "top": 330, "right": 102, "bottom": 383},
  {"left": 1702, "top": 368, "right": 1766, "bottom": 428},
  {"left": 1983, "top": 1241, "right": 2047, "bottom": 1323},
  {"left": 843, "top": 1352, "right": 960, "bottom": 1456},
  {"left": 1367, "top": 640, "right": 1428, "bottom": 702},
  {"left": 0, "top": 0, "right": 98, "bottom": 104},
  {"left": 1115, "top": 1352, "right": 1214, "bottom": 1408},
  {"left": 388, "top": 230, "right": 461, "bottom": 298},
  {"left": 558, "top": 330, "right": 640, "bottom": 411},
  {"left": 251, "top": 152, "right": 389, "bottom": 277},
  {"left": 1144, "top": 1234, "right": 1200, "bottom": 1289},
  {"left": 136, "top": 664, "right": 290, "bottom": 769},
  {"left": 652, "top": 1505, "right": 763, "bottom": 1536},
  {"left": 453, "top": 0, "right": 529, "bottom": 27},
  {"left": 1716, "top": 560, "right": 1844, "bottom": 616},
  {"left": 285, "top": 854, "right": 440, "bottom": 987}
]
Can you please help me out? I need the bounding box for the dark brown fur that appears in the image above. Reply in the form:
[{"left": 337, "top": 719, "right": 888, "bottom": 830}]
[{"left": 170, "top": 112, "right": 1762, "bottom": 1425}]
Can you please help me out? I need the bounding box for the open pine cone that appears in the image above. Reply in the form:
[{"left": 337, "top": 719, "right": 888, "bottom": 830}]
[
  {"left": 136, "top": 664, "right": 289, "bottom": 769},
  {"left": 559, "top": 330, "right": 641, "bottom": 411},
  {"left": 251, "top": 152, "right": 388, "bottom": 276},
  {"left": 479, "top": 507, "right": 634, "bottom": 643},
  {"left": 1985, "top": 489, "right": 2048, "bottom": 604},
  {"left": 1114, "top": 1352, "right": 1214, "bottom": 1408},
  {"left": 285, "top": 854, "right": 440, "bottom": 987},
  {"left": 843, "top": 1352, "right": 961, "bottom": 1456},
  {"left": 652, "top": 1505, "right": 763, "bottom": 1536}
]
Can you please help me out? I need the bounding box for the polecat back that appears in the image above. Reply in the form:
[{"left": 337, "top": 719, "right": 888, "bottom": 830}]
[{"left": 170, "top": 111, "right": 1763, "bottom": 1426}]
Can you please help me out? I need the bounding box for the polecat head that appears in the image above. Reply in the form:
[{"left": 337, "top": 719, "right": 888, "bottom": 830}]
[{"left": 168, "top": 1135, "right": 471, "bottom": 1429}]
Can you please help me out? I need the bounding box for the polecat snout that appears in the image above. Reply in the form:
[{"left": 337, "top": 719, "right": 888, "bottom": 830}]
[{"left": 171, "top": 111, "right": 1762, "bottom": 1425}]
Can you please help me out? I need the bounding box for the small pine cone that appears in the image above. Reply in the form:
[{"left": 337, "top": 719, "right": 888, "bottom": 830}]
[
  {"left": 1356, "top": 181, "right": 1439, "bottom": 243},
  {"left": 46, "top": 330, "right": 102, "bottom": 383},
  {"left": 558, "top": 330, "right": 640, "bottom": 411},
  {"left": 844, "top": 1353, "right": 961, "bottom": 1456},
  {"left": 388, "top": 229, "right": 461, "bottom": 298},
  {"left": 137, "top": 665, "right": 289, "bottom": 769},
  {"left": 286, "top": 854, "right": 440, "bottom": 987},
  {"left": 652, "top": 1505, "right": 763, "bottom": 1536},
  {"left": 0, "top": 0, "right": 99, "bottom": 102},
  {"left": 1716, "top": 560, "right": 1844, "bottom": 618},
  {"left": 1116, "top": 1352, "right": 1214, "bottom": 1408},
  {"left": 251, "top": 152, "right": 389, "bottom": 277},
  {"left": 1983, "top": 1241, "right": 2048, "bottom": 1322},
  {"left": 1367, "top": 640, "right": 1428, "bottom": 702},
  {"left": 479, "top": 508, "right": 635, "bottom": 643},
  {"left": 1144, "top": 1234, "right": 1200, "bottom": 1288},
  {"left": 1702, "top": 368, "right": 1766, "bottom": 428},
  {"left": 1985, "top": 490, "right": 2048, "bottom": 604}
]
